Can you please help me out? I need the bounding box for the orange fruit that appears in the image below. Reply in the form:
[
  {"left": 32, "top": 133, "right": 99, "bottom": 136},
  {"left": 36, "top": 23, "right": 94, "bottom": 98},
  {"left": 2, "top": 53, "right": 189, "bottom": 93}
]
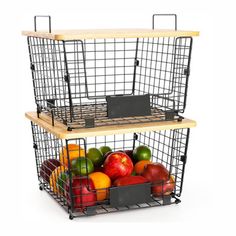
[
  {"left": 89, "top": 172, "right": 111, "bottom": 201},
  {"left": 49, "top": 166, "right": 67, "bottom": 194},
  {"left": 59, "top": 144, "right": 85, "bottom": 167},
  {"left": 134, "top": 160, "right": 152, "bottom": 175}
]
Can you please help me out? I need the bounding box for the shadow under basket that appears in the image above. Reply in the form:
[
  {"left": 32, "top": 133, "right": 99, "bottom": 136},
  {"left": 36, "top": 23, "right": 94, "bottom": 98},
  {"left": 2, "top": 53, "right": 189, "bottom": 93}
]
[{"left": 30, "top": 121, "right": 190, "bottom": 220}]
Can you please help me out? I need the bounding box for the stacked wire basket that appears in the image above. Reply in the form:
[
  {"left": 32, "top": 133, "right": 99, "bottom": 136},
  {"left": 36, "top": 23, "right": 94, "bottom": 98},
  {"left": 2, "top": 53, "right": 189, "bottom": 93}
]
[{"left": 23, "top": 14, "right": 199, "bottom": 219}]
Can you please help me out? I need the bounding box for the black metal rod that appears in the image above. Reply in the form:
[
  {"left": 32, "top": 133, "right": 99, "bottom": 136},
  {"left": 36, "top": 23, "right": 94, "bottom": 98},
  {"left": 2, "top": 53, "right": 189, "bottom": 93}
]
[
  {"left": 51, "top": 110, "right": 55, "bottom": 126},
  {"left": 178, "top": 128, "right": 190, "bottom": 196},
  {"left": 182, "top": 37, "right": 193, "bottom": 112},
  {"left": 168, "top": 129, "right": 176, "bottom": 177},
  {"left": 27, "top": 37, "right": 38, "bottom": 107},
  {"left": 65, "top": 140, "right": 75, "bottom": 213},
  {"left": 152, "top": 14, "right": 177, "bottom": 30},
  {"left": 78, "top": 40, "right": 90, "bottom": 100},
  {"left": 132, "top": 38, "right": 139, "bottom": 94},
  {"left": 30, "top": 122, "right": 41, "bottom": 184},
  {"left": 34, "top": 15, "right": 52, "bottom": 33},
  {"left": 36, "top": 104, "right": 41, "bottom": 118},
  {"left": 62, "top": 41, "right": 74, "bottom": 122},
  {"left": 132, "top": 133, "right": 137, "bottom": 150}
]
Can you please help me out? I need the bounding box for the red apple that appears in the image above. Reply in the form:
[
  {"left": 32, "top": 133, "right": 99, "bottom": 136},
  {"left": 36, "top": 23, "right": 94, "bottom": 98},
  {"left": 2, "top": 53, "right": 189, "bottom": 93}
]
[
  {"left": 142, "top": 163, "right": 169, "bottom": 182},
  {"left": 152, "top": 175, "right": 175, "bottom": 197},
  {"left": 113, "top": 175, "right": 148, "bottom": 187},
  {"left": 142, "top": 163, "right": 173, "bottom": 197},
  {"left": 103, "top": 152, "right": 133, "bottom": 180},
  {"left": 65, "top": 176, "right": 96, "bottom": 210}
]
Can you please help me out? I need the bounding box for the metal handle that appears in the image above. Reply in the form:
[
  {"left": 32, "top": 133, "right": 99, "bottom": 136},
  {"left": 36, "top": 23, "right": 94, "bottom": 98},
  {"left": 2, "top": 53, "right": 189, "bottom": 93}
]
[
  {"left": 152, "top": 14, "right": 177, "bottom": 30},
  {"left": 34, "top": 15, "right": 52, "bottom": 33}
]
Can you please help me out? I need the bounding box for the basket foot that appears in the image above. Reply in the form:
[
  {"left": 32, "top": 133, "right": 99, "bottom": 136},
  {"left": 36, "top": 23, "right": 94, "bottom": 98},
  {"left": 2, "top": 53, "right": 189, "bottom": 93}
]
[{"left": 175, "top": 198, "right": 181, "bottom": 204}]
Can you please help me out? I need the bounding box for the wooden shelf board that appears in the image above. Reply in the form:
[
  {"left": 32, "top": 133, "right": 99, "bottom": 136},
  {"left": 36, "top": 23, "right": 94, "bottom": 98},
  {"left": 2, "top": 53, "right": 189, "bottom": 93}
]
[
  {"left": 22, "top": 29, "right": 199, "bottom": 40},
  {"left": 25, "top": 112, "right": 197, "bottom": 139}
]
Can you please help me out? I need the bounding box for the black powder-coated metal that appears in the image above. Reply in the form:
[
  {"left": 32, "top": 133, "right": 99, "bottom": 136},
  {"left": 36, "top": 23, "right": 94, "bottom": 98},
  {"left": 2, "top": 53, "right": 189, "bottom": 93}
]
[
  {"left": 132, "top": 38, "right": 139, "bottom": 94},
  {"left": 110, "top": 183, "right": 153, "bottom": 208},
  {"left": 165, "top": 110, "right": 176, "bottom": 120},
  {"left": 85, "top": 118, "right": 95, "bottom": 128},
  {"left": 162, "top": 195, "right": 172, "bottom": 205},
  {"left": 152, "top": 14, "right": 177, "bottom": 30},
  {"left": 106, "top": 94, "right": 151, "bottom": 119},
  {"left": 34, "top": 15, "right": 51, "bottom": 33},
  {"left": 178, "top": 128, "right": 190, "bottom": 196},
  {"left": 46, "top": 99, "right": 55, "bottom": 108},
  {"left": 65, "top": 139, "right": 75, "bottom": 212}
]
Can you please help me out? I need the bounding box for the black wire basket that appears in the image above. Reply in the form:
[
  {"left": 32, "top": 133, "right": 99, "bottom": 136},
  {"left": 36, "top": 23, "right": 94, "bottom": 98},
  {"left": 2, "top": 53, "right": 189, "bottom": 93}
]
[
  {"left": 31, "top": 121, "right": 190, "bottom": 219},
  {"left": 26, "top": 15, "right": 193, "bottom": 130}
]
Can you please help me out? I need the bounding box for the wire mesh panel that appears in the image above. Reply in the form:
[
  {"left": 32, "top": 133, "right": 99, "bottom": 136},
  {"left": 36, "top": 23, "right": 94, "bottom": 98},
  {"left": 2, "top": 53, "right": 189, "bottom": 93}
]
[
  {"left": 30, "top": 122, "right": 190, "bottom": 219},
  {"left": 136, "top": 128, "right": 189, "bottom": 196},
  {"left": 82, "top": 38, "right": 137, "bottom": 98},
  {"left": 27, "top": 36, "right": 192, "bottom": 129},
  {"left": 135, "top": 37, "right": 192, "bottom": 112}
]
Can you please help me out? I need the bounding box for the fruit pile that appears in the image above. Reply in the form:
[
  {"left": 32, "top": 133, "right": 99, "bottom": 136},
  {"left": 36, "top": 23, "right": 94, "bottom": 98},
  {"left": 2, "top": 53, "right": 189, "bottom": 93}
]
[{"left": 40, "top": 144, "right": 175, "bottom": 210}]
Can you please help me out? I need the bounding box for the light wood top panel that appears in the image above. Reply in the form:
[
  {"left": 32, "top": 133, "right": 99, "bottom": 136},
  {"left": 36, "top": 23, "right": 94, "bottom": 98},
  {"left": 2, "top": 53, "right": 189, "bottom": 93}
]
[
  {"left": 25, "top": 112, "right": 196, "bottom": 139},
  {"left": 22, "top": 29, "right": 199, "bottom": 40}
]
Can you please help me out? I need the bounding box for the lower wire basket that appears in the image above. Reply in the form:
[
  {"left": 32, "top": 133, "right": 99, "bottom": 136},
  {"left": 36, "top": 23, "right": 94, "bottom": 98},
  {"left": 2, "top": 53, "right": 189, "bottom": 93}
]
[{"left": 30, "top": 121, "right": 190, "bottom": 219}]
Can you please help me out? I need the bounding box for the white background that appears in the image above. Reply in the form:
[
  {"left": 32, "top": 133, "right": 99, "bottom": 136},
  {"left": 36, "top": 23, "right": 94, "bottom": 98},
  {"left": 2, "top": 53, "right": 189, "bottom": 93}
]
[{"left": 1, "top": 0, "right": 236, "bottom": 235}]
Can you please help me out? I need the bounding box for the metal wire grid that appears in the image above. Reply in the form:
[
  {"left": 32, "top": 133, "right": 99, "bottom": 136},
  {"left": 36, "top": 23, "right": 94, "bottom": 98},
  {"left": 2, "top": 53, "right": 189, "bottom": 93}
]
[
  {"left": 135, "top": 37, "right": 192, "bottom": 112},
  {"left": 43, "top": 104, "right": 168, "bottom": 129},
  {"left": 27, "top": 37, "right": 137, "bottom": 104},
  {"left": 30, "top": 122, "right": 189, "bottom": 217},
  {"left": 27, "top": 36, "right": 192, "bottom": 129},
  {"left": 31, "top": 122, "right": 87, "bottom": 208},
  {"left": 136, "top": 128, "right": 189, "bottom": 196},
  {"left": 31, "top": 123, "right": 61, "bottom": 175},
  {"left": 79, "top": 38, "right": 137, "bottom": 98}
]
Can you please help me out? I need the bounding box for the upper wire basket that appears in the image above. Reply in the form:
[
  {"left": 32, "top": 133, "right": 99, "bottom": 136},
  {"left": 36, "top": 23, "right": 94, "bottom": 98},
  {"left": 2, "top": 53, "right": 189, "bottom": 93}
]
[{"left": 26, "top": 15, "right": 194, "bottom": 130}]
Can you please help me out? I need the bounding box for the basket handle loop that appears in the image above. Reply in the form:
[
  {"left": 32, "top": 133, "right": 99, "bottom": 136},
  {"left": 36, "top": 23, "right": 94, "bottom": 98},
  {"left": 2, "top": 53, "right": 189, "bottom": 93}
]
[
  {"left": 34, "top": 15, "right": 52, "bottom": 33},
  {"left": 152, "top": 14, "right": 177, "bottom": 30}
]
